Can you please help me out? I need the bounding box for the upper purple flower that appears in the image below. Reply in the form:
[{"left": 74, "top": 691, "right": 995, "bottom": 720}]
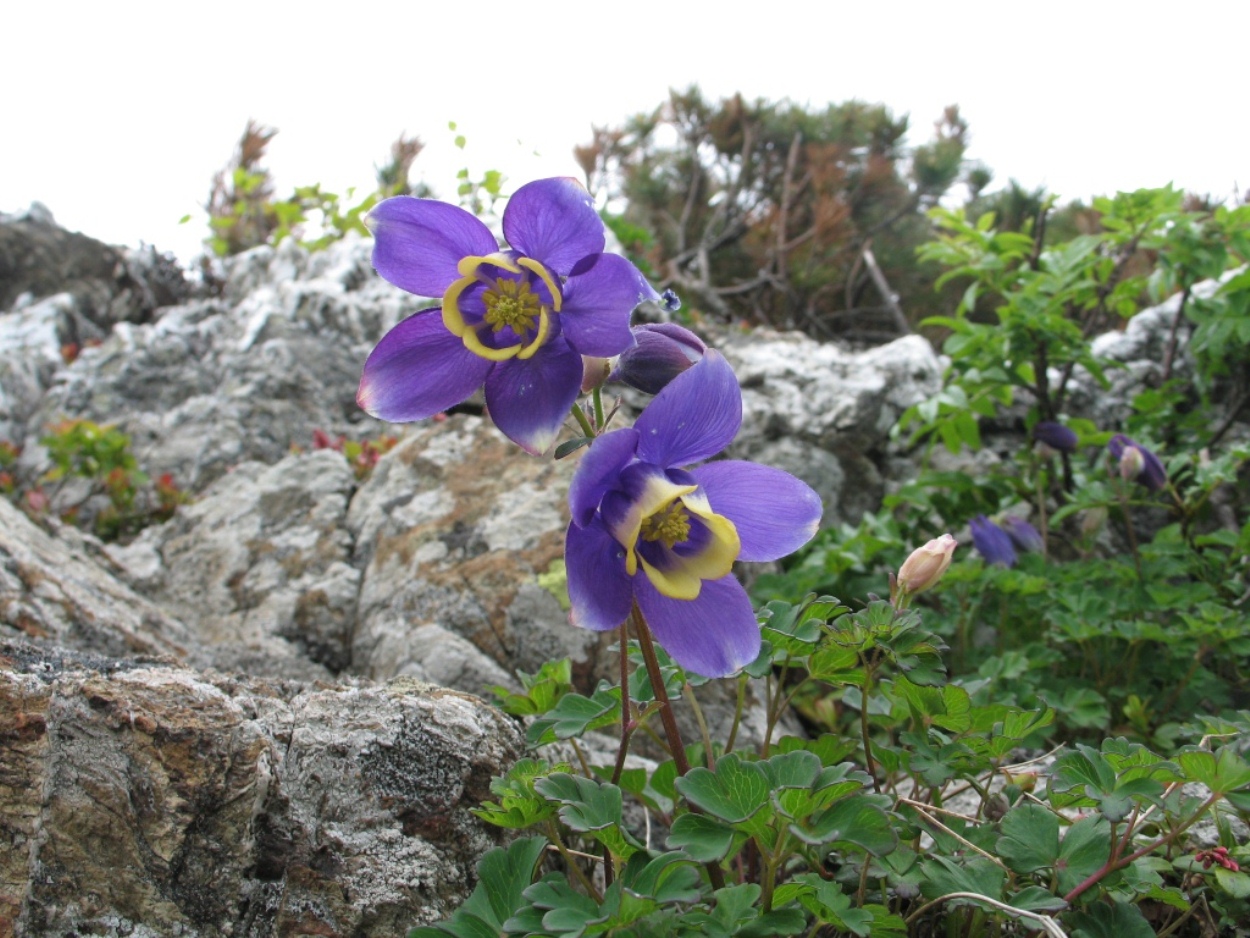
[
  {"left": 970, "top": 515, "right": 1017, "bottom": 567},
  {"left": 1107, "top": 434, "right": 1167, "bottom": 491},
  {"left": 357, "top": 178, "right": 658, "bottom": 454},
  {"left": 564, "top": 351, "right": 822, "bottom": 678}
]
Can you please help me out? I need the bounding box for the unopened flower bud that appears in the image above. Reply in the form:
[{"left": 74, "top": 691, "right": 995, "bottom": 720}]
[
  {"left": 970, "top": 515, "right": 1017, "bottom": 567},
  {"left": 1080, "top": 506, "right": 1108, "bottom": 538},
  {"left": 1000, "top": 516, "right": 1043, "bottom": 553},
  {"left": 1108, "top": 433, "right": 1167, "bottom": 491},
  {"left": 610, "top": 323, "right": 706, "bottom": 395},
  {"left": 581, "top": 356, "right": 612, "bottom": 393},
  {"left": 896, "top": 534, "right": 957, "bottom": 595},
  {"left": 1032, "top": 421, "right": 1078, "bottom": 454},
  {"left": 1118, "top": 445, "right": 1145, "bottom": 483}
]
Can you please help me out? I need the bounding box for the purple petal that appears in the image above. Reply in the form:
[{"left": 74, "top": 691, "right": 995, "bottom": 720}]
[
  {"left": 1000, "top": 516, "right": 1043, "bottom": 553},
  {"left": 368, "top": 197, "right": 498, "bottom": 298},
  {"left": 635, "top": 350, "right": 742, "bottom": 468},
  {"left": 1032, "top": 421, "right": 1078, "bottom": 454},
  {"left": 560, "top": 254, "right": 659, "bottom": 357},
  {"left": 611, "top": 323, "right": 706, "bottom": 395},
  {"left": 568, "top": 428, "right": 640, "bottom": 526},
  {"left": 484, "top": 337, "right": 582, "bottom": 455},
  {"left": 970, "top": 515, "right": 1017, "bottom": 567},
  {"left": 634, "top": 573, "right": 760, "bottom": 678},
  {"left": 690, "top": 461, "right": 822, "bottom": 562},
  {"left": 502, "top": 178, "right": 604, "bottom": 276},
  {"left": 565, "top": 519, "right": 634, "bottom": 632},
  {"left": 357, "top": 308, "right": 492, "bottom": 421}
]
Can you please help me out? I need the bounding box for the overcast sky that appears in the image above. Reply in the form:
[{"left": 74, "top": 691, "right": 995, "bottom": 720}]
[{"left": 4, "top": 1, "right": 1245, "bottom": 264}]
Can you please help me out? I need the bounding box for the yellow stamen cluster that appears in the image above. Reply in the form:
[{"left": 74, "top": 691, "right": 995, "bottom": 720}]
[
  {"left": 640, "top": 500, "right": 692, "bottom": 549},
  {"left": 483, "top": 278, "right": 541, "bottom": 334}
]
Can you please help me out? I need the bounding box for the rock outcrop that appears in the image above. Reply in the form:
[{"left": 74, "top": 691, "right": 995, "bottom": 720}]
[
  {"left": 1, "top": 641, "right": 521, "bottom": 937},
  {"left": 25, "top": 205, "right": 1208, "bottom": 935}
]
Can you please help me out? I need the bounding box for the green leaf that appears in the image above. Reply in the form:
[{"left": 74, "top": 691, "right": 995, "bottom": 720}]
[
  {"left": 1056, "top": 816, "right": 1111, "bottom": 896},
  {"left": 410, "top": 835, "right": 546, "bottom": 937},
  {"left": 621, "top": 851, "right": 701, "bottom": 905},
  {"left": 1215, "top": 867, "right": 1250, "bottom": 899},
  {"left": 996, "top": 803, "right": 1060, "bottom": 874},
  {"left": 1177, "top": 748, "right": 1250, "bottom": 794},
  {"left": 667, "top": 812, "right": 737, "bottom": 862},
  {"left": 919, "top": 855, "right": 1005, "bottom": 902},
  {"left": 1007, "top": 886, "right": 1068, "bottom": 912},
  {"left": 533, "top": 773, "right": 640, "bottom": 860},
  {"left": 554, "top": 437, "right": 591, "bottom": 459},
  {"left": 1051, "top": 745, "right": 1117, "bottom": 800},
  {"left": 674, "top": 754, "right": 772, "bottom": 837},
  {"left": 527, "top": 683, "right": 621, "bottom": 745},
  {"left": 1066, "top": 899, "right": 1154, "bottom": 938},
  {"left": 773, "top": 873, "right": 874, "bottom": 936},
  {"left": 789, "top": 793, "right": 897, "bottom": 856}
]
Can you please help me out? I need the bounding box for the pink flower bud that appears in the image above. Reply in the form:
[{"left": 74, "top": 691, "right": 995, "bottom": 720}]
[
  {"left": 581, "top": 356, "right": 612, "bottom": 393},
  {"left": 896, "top": 534, "right": 957, "bottom": 595},
  {"left": 1118, "top": 445, "right": 1145, "bottom": 483}
]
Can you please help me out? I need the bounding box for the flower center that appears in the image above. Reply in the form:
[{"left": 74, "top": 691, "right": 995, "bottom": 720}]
[
  {"left": 640, "top": 500, "right": 691, "bottom": 548},
  {"left": 483, "top": 278, "right": 541, "bottom": 333},
  {"left": 442, "top": 253, "right": 562, "bottom": 363}
]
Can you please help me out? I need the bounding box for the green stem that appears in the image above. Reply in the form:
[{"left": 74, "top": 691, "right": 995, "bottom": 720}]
[
  {"left": 570, "top": 401, "right": 596, "bottom": 439},
  {"left": 1034, "top": 460, "right": 1050, "bottom": 559},
  {"left": 606, "top": 623, "right": 636, "bottom": 888},
  {"left": 545, "top": 821, "right": 603, "bottom": 902},
  {"left": 725, "top": 673, "right": 746, "bottom": 753},
  {"left": 860, "top": 660, "right": 880, "bottom": 792},
  {"left": 1116, "top": 483, "right": 1143, "bottom": 580},
  {"left": 684, "top": 681, "right": 716, "bottom": 769},
  {"left": 592, "top": 385, "right": 605, "bottom": 432},
  {"left": 630, "top": 602, "right": 726, "bottom": 890}
]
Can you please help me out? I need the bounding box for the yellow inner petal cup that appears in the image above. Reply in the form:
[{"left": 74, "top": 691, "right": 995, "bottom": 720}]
[
  {"left": 442, "top": 253, "right": 560, "bottom": 362},
  {"left": 616, "top": 475, "right": 740, "bottom": 601}
]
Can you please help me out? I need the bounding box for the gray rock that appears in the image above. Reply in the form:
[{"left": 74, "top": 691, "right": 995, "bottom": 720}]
[
  {"left": 1, "top": 641, "right": 521, "bottom": 938},
  {"left": 349, "top": 415, "right": 586, "bottom": 692},
  {"left": 112, "top": 450, "right": 359, "bottom": 680},
  {"left": 0, "top": 497, "right": 191, "bottom": 660},
  {"left": 23, "top": 236, "right": 406, "bottom": 492}
]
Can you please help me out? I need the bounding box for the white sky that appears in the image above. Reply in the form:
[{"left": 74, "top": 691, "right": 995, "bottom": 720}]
[{"left": 4, "top": 1, "right": 1246, "bottom": 265}]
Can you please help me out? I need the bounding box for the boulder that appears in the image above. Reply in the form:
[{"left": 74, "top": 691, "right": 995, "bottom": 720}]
[{"left": 0, "top": 641, "right": 522, "bottom": 938}]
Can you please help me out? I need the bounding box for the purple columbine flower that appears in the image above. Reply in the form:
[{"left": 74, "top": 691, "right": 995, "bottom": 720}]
[
  {"left": 970, "top": 515, "right": 1017, "bottom": 567},
  {"left": 1000, "top": 516, "right": 1043, "bottom": 553},
  {"left": 609, "top": 323, "right": 706, "bottom": 395},
  {"left": 357, "top": 178, "right": 658, "bottom": 454},
  {"left": 1107, "top": 434, "right": 1167, "bottom": 491},
  {"left": 1032, "top": 421, "right": 1078, "bottom": 454},
  {"left": 564, "top": 351, "right": 822, "bottom": 678}
]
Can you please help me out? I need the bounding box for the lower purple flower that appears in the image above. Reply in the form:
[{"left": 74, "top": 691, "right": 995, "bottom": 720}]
[
  {"left": 564, "top": 351, "right": 822, "bottom": 677},
  {"left": 970, "top": 515, "right": 1017, "bottom": 567}
]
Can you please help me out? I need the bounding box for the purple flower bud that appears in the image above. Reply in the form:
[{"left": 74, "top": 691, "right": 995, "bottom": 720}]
[
  {"left": 896, "top": 534, "right": 958, "bottom": 595},
  {"left": 970, "top": 515, "right": 1017, "bottom": 567},
  {"left": 1000, "top": 516, "right": 1043, "bottom": 553},
  {"left": 610, "top": 323, "right": 706, "bottom": 395},
  {"left": 1032, "top": 421, "right": 1078, "bottom": 454},
  {"left": 1107, "top": 434, "right": 1167, "bottom": 491}
]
